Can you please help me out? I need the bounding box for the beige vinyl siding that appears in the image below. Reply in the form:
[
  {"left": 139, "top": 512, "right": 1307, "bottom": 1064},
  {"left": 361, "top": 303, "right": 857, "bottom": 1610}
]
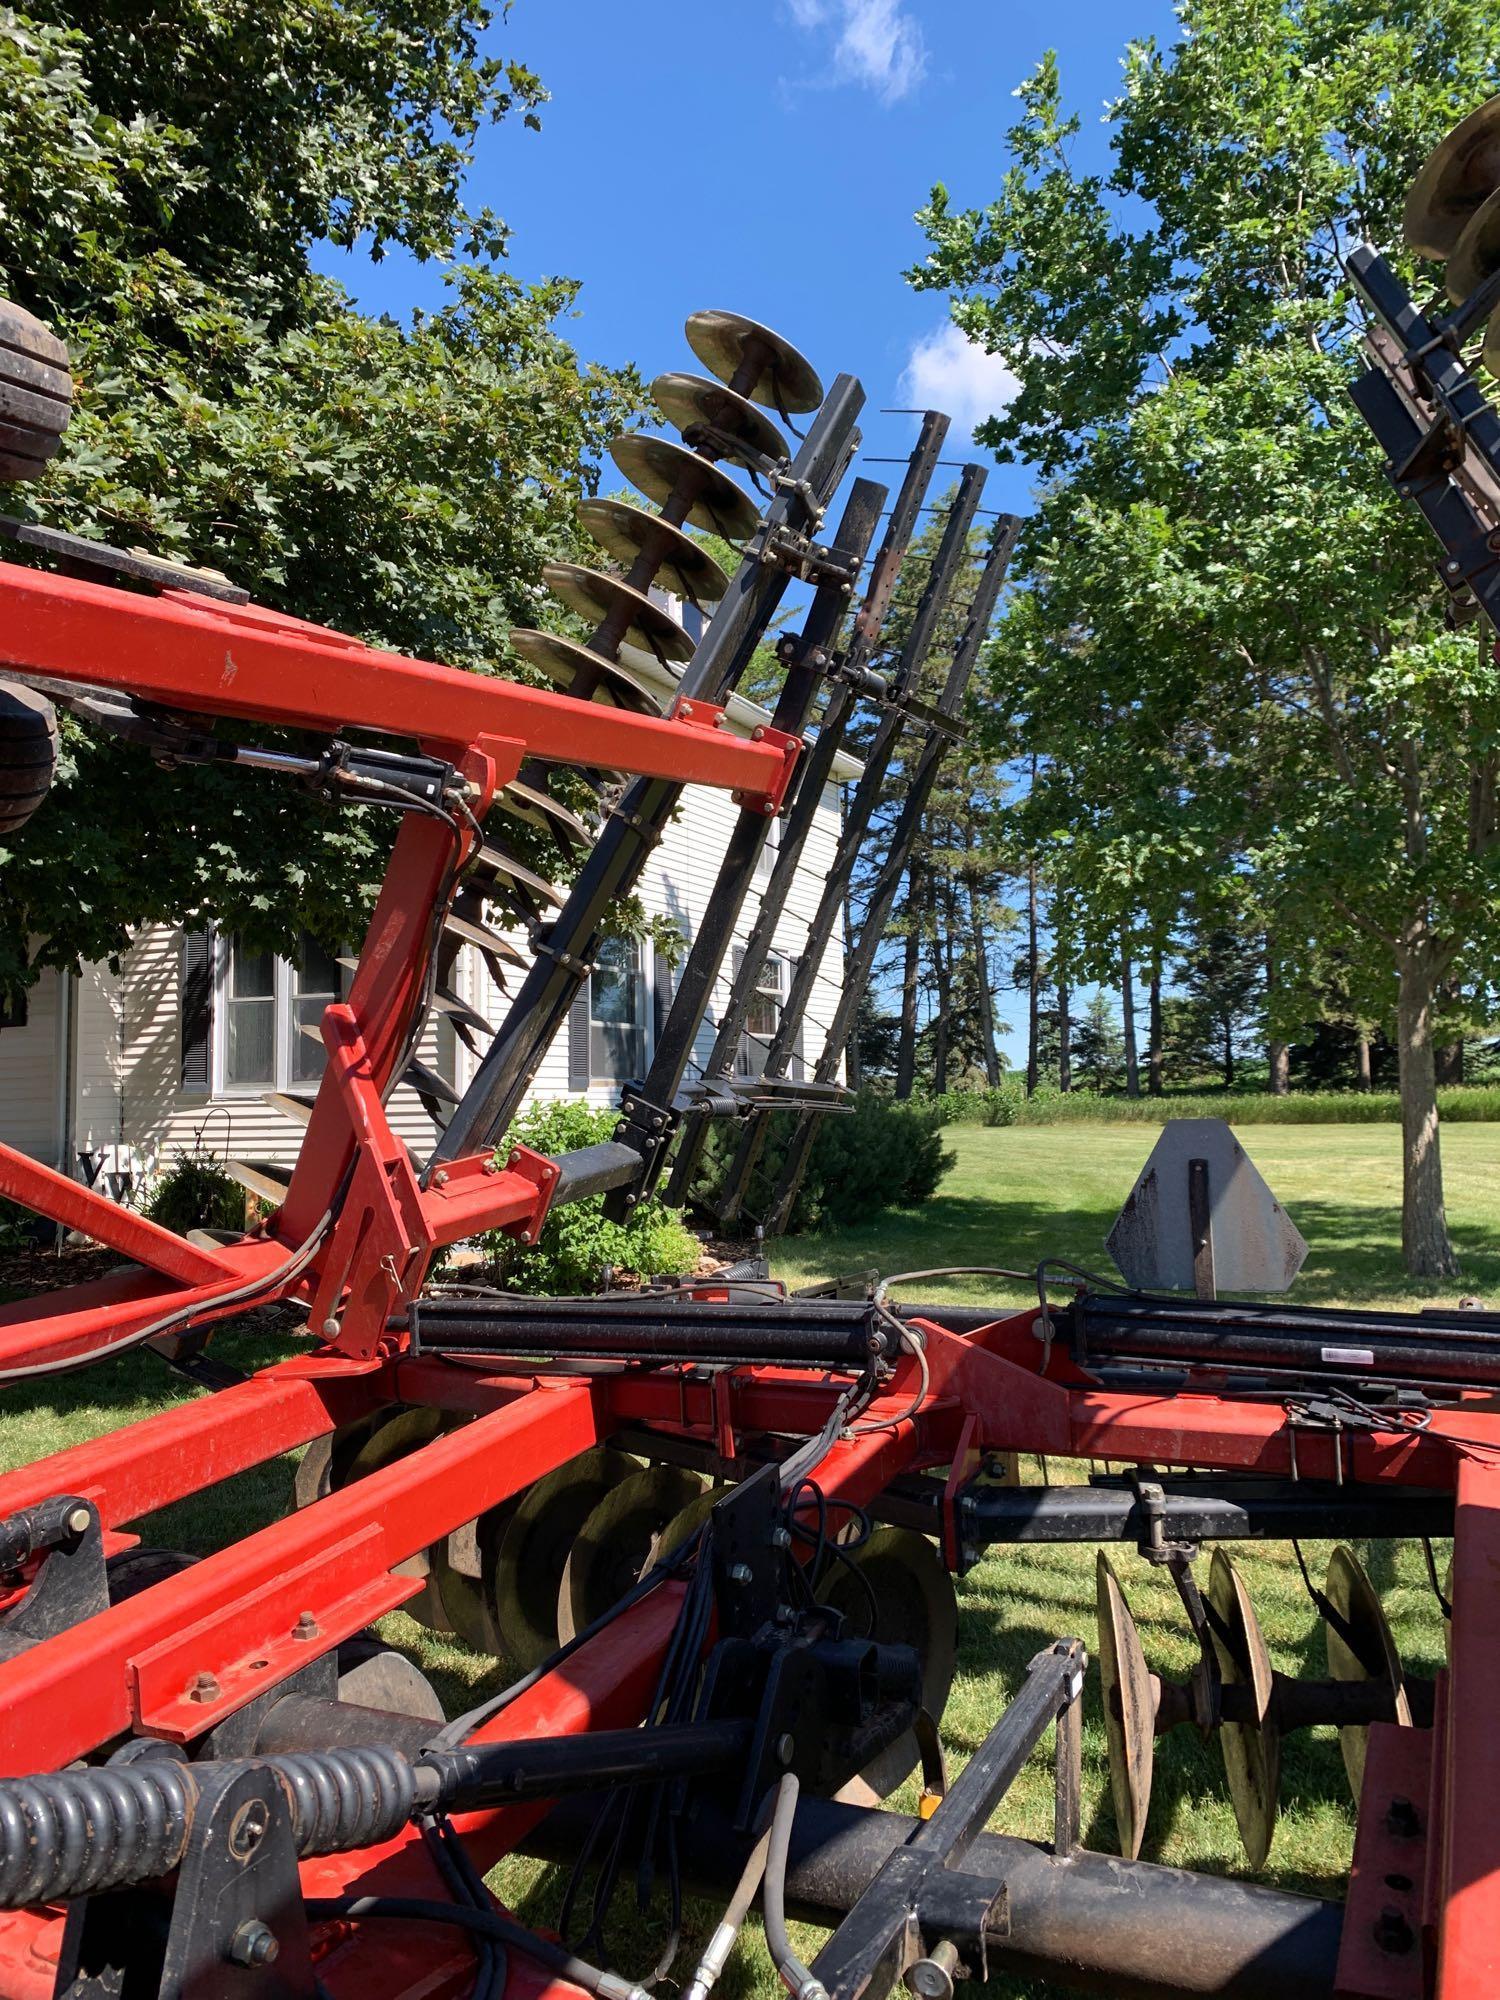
[{"left": 0, "top": 964, "right": 62, "bottom": 1165}]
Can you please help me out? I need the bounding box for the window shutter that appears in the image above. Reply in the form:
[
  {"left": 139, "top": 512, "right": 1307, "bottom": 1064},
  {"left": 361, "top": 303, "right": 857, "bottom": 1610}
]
[
  {"left": 181, "top": 930, "right": 213, "bottom": 1092},
  {"left": 568, "top": 984, "right": 591, "bottom": 1093},
  {"left": 653, "top": 948, "right": 674, "bottom": 1043},
  {"left": 791, "top": 956, "right": 806, "bottom": 1081}
]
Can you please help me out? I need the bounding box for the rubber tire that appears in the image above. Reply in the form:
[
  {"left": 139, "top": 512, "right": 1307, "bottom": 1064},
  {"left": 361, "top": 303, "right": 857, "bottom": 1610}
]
[
  {"left": 0, "top": 300, "right": 71, "bottom": 482},
  {"left": 0, "top": 679, "right": 59, "bottom": 835}
]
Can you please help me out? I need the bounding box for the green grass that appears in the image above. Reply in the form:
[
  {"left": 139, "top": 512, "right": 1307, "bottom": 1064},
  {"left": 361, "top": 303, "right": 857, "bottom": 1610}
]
[
  {"left": 0, "top": 1121, "right": 1474, "bottom": 1998},
  {"left": 936, "top": 1081, "right": 1500, "bottom": 1125}
]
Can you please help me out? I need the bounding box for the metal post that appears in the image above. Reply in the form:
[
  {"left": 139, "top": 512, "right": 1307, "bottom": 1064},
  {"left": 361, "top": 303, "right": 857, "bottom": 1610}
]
[
  {"left": 599, "top": 476, "right": 887, "bottom": 1216},
  {"left": 428, "top": 374, "right": 866, "bottom": 1169},
  {"left": 663, "top": 413, "right": 952, "bottom": 1211},
  {"left": 712, "top": 469, "right": 996, "bottom": 1227},
  {"left": 759, "top": 515, "right": 1020, "bottom": 1235}
]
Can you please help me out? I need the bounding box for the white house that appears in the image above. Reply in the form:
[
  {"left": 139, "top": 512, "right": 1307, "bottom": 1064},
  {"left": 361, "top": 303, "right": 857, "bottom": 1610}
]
[{"left": 0, "top": 683, "right": 858, "bottom": 1198}]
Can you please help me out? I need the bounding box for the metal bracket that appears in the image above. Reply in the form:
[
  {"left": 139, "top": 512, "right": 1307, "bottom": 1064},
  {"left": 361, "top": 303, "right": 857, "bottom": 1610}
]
[
  {"left": 0, "top": 1496, "right": 107, "bottom": 1662},
  {"left": 747, "top": 520, "right": 860, "bottom": 589},
  {"left": 158, "top": 1764, "right": 315, "bottom": 1997},
  {"left": 612, "top": 1090, "right": 681, "bottom": 1202}
]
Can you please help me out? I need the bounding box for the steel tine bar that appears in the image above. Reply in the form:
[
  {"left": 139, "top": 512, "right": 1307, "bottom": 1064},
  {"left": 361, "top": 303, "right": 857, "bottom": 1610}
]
[
  {"left": 760, "top": 514, "right": 1020, "bottom": 1236},
  {"left": 428, "top": 375, "right": 866, "bottom": 1171},
  {"left": 663, "top": 412, "right": 951, "bottom": 1209},
  {"left": 714, "top": 467, "right": 994, "bottom": 1227},
  {"left": 598, "top": 476, "right": 888, "bottom": 1217}
]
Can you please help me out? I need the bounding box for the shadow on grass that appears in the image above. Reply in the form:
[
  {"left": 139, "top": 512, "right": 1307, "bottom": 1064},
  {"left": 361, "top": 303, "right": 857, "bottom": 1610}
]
[{"left": 782, "top": 1186, "right": 1500, "bottom": 1310}]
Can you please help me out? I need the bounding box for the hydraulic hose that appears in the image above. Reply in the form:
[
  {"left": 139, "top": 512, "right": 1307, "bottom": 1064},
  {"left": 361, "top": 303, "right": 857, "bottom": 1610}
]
[
  {"left": 682, "top": 1804, "right": 775, "bottom": 2000},
  {"left": 762, "top": 1774, "right": 828, "bottom": 2000}
]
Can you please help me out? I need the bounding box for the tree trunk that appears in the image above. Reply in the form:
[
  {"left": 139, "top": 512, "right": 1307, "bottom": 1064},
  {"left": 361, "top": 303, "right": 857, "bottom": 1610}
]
[
  {"left": 1121, "top": 934, "right": 1139, "bottom": 1098},
  {"left": 1266, "top": 938, "right": 1289, "bottom": 1094},
  {"left": 1222, "top": 1019, "right": 1235, "bottom": 1089},
  {"left": 1147, "top": 953, "right": 1163, "bottom": 1096},
  {"left": 932, "top": 913, "right": 952, "bottom": 1096},
  {"left": 1356, "top": 1036, "right": 1372, "bottom": 1091},
  {"left": 895, "top": 863, "right": 922, "bottom": 1101},
  {"left": 970, "top": 881, "right": 1000, "bottom": 1087},
  {"left": 1025, "top": 858, "right": 1040, "bottom": 1097},
  {"left": 1058, "top": 968, "right": 1072, "bottom": 1092},
  {"left": 1435, "top": 1040, "right": 1464, "bottom": 1086},
  {"left": 1396, "top": 951, "right": 1460, "bottom": 1279}
]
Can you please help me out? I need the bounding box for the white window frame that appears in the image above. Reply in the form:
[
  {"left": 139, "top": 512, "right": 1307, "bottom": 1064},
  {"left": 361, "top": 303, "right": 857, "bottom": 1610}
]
[
  {"left": 211, "top": 933, "right": 341, "bottom": 1097},
  {"left": 736, "top": 950, "right": 786, "bottom": 1077},
  {"left": 587, "top": 934, "right": 650, "bottom": 1086}
]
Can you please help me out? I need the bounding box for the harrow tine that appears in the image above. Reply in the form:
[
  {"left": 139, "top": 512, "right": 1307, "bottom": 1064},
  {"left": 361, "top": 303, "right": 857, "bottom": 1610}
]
[
  {"left": 261, "top": 1089, "right": 317, "bottom": 1128},
  {"left": 495, "top": 777, "right": 594, "bottom": 850},
  {"left": 469, "top": 840, "right": 565, "bottom": 912},
  {"left": 224, "top": 1159, "right": 293, "bottom": 1206},
  {"left": 402, "top": 1056, "right": 462, "bottom": 1119}
]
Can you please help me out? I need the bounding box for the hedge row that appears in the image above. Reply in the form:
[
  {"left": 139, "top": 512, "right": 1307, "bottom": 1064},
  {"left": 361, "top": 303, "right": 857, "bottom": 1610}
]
[{"left": 923, "top": 1084, "right": 1500, "bottom": 1126}]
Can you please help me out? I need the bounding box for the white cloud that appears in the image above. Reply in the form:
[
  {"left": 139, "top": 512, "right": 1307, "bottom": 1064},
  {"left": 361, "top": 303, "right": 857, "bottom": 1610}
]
[
  {"left": 900, "top": 322, "right": 1021, "bottom": 442},
  {"left": 785, "top": 0, "right": 928, "bottom": 104}
]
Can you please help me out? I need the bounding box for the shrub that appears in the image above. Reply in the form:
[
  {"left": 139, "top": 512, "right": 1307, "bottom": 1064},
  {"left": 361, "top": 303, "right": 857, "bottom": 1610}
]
[
  {"left": 923, "top": 1086, "right": 1019, "bottom": 1127},
  {"left": 481, "top": 1099, "right": 699, "bottom": 1294},
  {"left": 700, "top": 1088, "right": 955, "bottom": 1234},
  {"left": 141, "top": 1151, "right": 247, "bottom": 1235}
]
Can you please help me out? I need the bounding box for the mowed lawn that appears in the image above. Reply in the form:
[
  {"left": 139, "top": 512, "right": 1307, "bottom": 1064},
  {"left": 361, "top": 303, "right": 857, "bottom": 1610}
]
[{"left": 0, "top": 1121, "right": 1482, "bottom": 1998}]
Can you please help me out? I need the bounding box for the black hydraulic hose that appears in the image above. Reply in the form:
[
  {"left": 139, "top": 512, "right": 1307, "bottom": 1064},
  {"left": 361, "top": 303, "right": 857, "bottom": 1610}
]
[{"left": 303, "top": 1897, "right": 651, "bottom": 2000}]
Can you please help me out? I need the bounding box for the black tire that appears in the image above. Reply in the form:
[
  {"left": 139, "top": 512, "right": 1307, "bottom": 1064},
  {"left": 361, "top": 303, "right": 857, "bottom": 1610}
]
[
  {"left": 0, "top": 680, "right": 57, "bottom": 835},
  {"left": 0, "top": 300, "right": 71, "bottom": 483}
]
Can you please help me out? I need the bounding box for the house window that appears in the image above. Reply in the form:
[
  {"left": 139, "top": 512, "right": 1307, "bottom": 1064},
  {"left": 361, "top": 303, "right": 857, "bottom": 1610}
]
[
  {"left": 217, "top": 933, "right": 343, "bottom": 1094},
  {"left": 737, "top": 952, "right": 785, "bottom": 1078},
  {"left": 590, "top": 935, "right": 646, "bottom": 1083}
]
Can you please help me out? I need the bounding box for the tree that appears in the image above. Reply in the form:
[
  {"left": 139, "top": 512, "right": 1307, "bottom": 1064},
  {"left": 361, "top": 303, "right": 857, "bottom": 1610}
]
[
  {"left": 911, "top": 1, "right": 1500, "bottom": 1276},
  {"left": 1175, "top": 907, "right": 1265, "bottom": 1089},
  {"left": 1072, "top": 991, "right": 1125, "bottom": 1092},
  {"left": 0, "top": 0, "right": 641, "bottom": 987}
]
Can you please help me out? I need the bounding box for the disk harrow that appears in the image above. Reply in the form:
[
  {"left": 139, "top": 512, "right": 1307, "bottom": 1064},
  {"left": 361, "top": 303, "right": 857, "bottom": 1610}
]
[{"left": 3, "top": 98, "right": 1500, "bottom": 2000}]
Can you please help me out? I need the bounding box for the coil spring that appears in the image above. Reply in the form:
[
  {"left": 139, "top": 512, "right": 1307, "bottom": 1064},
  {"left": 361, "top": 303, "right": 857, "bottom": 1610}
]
[{"left": 0, "top": 1745, "right": 419, "bottom": 1908}]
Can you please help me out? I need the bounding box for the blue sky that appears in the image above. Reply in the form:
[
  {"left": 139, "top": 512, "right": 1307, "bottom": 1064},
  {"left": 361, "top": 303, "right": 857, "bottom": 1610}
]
[{"left": 326, "top": 0, "right": 1180, "bottom": 1067}]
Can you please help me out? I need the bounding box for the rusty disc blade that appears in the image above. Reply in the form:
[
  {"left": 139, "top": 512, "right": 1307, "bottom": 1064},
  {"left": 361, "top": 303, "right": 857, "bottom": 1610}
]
[
  {"left": 1323, "top": 1545, "right": 1412, "bottom": 1802},
  {"left": 816, "top": 1526, "right": 958, "bottom": 1803},
  {"left": 509, "top": 627, "right": 665, "bottom": 713},
  {"left": 559, "top": 1464, "right": 705, "bottom": 1643},
  {"left": 335, "top": 1406, "right": 455, "bottom": 1633},
  {"left": 1447, "top": 184, "right": 1500, "bottom": 302},
  {"left": 1405, "top": 94, "right": 1500, "bottom": 259},
  {"left": 650, "top": 371, "right": 790, "bottom": 469},
  {"left": 608, "top": 435, "right": 761, "bottom": 544},
  {"left": 1096, "top": 1552, "right": 1156, "bottom": 1860},
  {"left": 579, "top": 499, "right": 728, "bottom": 606},
  {"left": 684, "top": 309, "right": 824, "bottom": 413},
  {"left": 494, "top": 775, "right": 594, "bottom": 849},
  {"left": 1208, "top": 1549, "right": 1280, "bottom": 1869},
  {"left": 336, "top": 1635, "right": 446, "bottom": 1720},
  {"left": 541, "top": 560, "right": 695, "bottom": 664},
  {"left": 488, "top": 1448, "right": 640, "bottom": 1671}
]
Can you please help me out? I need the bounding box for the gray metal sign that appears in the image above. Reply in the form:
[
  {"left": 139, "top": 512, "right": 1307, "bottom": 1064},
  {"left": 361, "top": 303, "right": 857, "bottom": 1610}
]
[{"left": 1105, "top": 1119, "right": 1307, "bottom": 1297}]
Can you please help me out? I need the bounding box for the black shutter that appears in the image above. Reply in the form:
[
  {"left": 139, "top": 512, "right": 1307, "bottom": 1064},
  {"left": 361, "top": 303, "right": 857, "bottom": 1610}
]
[
  {"left": 568, "top": 983, "right": 591, "bottom": 1093},
  {"left": 180, "top": 930, "right": 213, "bottom": 1091},
  {"left": 731, "top": 945, "right": 749, "bottom": 1076},
  {"left": 791, "top": 956, "right": 806, "bottom": 1081},
  {"left": 652, "top": 948, "right": 674, "bottom": 1044}
]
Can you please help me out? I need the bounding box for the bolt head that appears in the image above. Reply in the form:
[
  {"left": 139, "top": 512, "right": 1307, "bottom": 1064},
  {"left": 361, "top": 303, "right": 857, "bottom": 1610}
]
[
  {"left": 776, "top": 1731, "right": 796, "bottom": 1766},
  {"left": 433, "top": 1169, "right": 449, "bottom": 1187},
  {"left": 728, "top": 1562, "right": 754, "bottom": 1585},
  {"left": 227, "top": 1919, "right": 279, "bottom": 1967}
]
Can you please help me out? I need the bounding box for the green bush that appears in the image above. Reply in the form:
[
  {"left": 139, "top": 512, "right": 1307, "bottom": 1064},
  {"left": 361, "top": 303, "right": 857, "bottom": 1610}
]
[
  {"left": 141, "top": 1152, "right": 248, "bottom": 1235},
  {"left": 700, "top": 1089, "right": 955, "bottom": 1234},
  {"left": 924, "top": 1086, "right": 1020, "bottom": 1127},
  {"left": 481, "top": 1099, "right": 699, "bottom": 1294}
]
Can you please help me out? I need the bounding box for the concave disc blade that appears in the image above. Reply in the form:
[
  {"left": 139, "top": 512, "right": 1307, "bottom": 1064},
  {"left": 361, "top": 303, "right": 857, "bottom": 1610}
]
[
  {"left": 541, "top": 561, "right": 695, "bottom": 664},
  {"left": 1446, "top": 184, "right": 1500, "bottom": 302},
  {"left": 652, "top": 1484, "right": 722, "bottom": 1564},
  {"left": 487, "top": 1448, "right": 639, "bottom": 1670},
  {"left": 334, "top": 1407, "right": 455, "bottom": 1632},
  {"left": 684, "top": 310, "right": 824, "bottom": 414},
  {"left": 651, "top": 371, "right": 790, "bottom": 469},
  {"left": 578, "top": 499, "right": 728, "bottom": 606},
  {"left": 509, "top": 628, "right": 664, "bottom": 713},
  {"left": 1207, "top": 1549, "right": 1280, "bottom": 1869},
  {"left": 559, "top": 1464, "right": 705, "bottom": 1642},
  {"left": 1097, "top": 1552, "right": 1156, "bottom": 1860},
  {"left": 1323, "top": 1545, "right": 1411, "bottom": 1802},
  {"left": 1405, "top": 93, "right": 1500, "bottom": 260},
  {"left": 816, "top": 1526, "right": 958, "bottom": 1802},
  {"left": 608, "top": 436, "right": 761, "bottom": 544}
]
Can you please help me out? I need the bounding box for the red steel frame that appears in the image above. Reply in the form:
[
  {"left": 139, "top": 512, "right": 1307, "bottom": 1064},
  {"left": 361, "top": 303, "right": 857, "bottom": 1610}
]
[{"left": 0, "top": 557, "right": 1497, "bottom": 2000}]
